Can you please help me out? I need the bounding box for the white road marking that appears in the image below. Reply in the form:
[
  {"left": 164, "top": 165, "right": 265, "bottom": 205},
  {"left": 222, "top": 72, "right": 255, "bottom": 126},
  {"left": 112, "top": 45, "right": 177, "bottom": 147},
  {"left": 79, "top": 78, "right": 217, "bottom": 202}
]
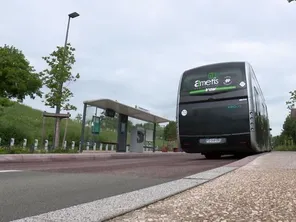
[{"left": 0, "top": 170, "right": 23, "bottom": 173}]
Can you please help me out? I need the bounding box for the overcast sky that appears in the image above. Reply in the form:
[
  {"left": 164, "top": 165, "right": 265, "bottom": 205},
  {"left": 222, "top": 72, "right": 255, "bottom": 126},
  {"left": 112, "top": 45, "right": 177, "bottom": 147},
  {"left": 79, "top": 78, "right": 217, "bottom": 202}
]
[{"left": 1, "top": 0, "right": 296, "bottom": 135}]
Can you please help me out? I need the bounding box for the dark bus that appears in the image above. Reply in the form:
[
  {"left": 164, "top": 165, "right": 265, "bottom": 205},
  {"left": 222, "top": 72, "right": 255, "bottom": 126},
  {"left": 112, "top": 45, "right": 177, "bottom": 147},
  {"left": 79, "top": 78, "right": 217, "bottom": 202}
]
[{"left": 176, "top": 61, "right": 272, "bottom": 159}]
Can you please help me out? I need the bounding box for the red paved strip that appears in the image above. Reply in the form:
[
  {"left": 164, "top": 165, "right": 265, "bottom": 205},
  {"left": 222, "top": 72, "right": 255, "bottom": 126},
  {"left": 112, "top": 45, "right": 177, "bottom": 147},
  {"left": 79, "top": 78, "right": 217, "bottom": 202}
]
[{"left": 0, "top": 154, "right": 239, "bottom": 179}]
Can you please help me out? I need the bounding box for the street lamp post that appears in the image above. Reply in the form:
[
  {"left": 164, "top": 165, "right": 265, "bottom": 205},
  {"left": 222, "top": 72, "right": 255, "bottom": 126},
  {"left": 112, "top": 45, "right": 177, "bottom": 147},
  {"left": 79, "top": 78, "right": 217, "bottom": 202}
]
[{"left": 53, "top": 12, "right": 80, "bottom": 149}]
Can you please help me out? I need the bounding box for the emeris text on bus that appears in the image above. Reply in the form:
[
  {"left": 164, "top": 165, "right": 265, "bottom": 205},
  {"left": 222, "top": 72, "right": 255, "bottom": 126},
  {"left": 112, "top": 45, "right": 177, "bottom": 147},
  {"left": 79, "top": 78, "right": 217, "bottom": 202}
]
[{"left": 194, "top": 78, "right": 219, "bottom": 88}]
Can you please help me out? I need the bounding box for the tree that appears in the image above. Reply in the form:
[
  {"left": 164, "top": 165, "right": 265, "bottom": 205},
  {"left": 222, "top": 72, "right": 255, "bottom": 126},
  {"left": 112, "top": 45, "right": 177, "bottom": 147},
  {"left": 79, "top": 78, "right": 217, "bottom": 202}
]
[
  {"left": 163, "top": 121, "right": 177, "bottom": 141},
  {"left": 272, "top": 135, "right": 285, "bottom": 147},
  {"left": 286, "top": 90, "right": 296, "bottom": 110},
  {"left": 74, "top": 113, "right": 82, "bottom": 123},
  {"left": 281, "top": 114, "right": 296, "bottom": 144},
  {"left": 0, "top": 44, "right": 42, "bottom": 109},
  {"left": 40, "top": 43, "right": 80, "bottom": 148}
]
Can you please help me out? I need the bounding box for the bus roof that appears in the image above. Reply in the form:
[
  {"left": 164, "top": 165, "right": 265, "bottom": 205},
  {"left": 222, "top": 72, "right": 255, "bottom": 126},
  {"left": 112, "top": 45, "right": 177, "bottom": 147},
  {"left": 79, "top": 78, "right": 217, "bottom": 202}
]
[{"left": 183, "top": 61, "right": 247, "bottom": 74}]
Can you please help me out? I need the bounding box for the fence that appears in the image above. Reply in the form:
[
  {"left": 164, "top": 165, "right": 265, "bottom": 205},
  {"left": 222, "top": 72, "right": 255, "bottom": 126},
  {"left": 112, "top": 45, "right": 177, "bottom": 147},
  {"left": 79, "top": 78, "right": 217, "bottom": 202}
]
[{"left": 0, "top": 137, "right": 155, "bottom": 153}]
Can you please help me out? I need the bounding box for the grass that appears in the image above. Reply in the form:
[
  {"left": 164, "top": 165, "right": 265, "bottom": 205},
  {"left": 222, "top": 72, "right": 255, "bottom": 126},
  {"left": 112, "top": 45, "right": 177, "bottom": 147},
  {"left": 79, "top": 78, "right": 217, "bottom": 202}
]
[{"left": 0, "top": 102, "right": 167, "bottom": 149}]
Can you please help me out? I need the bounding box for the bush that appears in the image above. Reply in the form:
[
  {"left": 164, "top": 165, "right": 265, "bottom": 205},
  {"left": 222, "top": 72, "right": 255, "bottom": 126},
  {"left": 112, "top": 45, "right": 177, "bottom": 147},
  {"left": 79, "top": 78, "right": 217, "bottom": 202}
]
[
  {"left": 0, "top": 147, "right": 31, "bottom": 154},
  {"left": 49, "top": 148, "right": 78, "bottom": 153},
  {"left": 0, "top": 124, "right": 31, "bottom": 145},
  {"left": 0, "top": 147, "right": 79, "bottom": 154},
  {"left": 274, "top": 145, "right": 296, "bottom": 151}
]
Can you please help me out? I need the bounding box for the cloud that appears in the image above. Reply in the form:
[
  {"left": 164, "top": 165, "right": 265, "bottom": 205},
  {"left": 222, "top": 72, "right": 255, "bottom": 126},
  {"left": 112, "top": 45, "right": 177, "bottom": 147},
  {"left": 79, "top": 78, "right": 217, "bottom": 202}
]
[{"left": 1, "top": 0, "right": 296, "bottom": 136}]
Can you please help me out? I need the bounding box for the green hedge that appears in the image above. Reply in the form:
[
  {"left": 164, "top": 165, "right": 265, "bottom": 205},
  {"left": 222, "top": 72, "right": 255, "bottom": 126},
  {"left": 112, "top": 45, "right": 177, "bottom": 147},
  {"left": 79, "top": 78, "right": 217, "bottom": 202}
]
[{"left": 273, "top": 145, "right": 296, "bottom": 151}]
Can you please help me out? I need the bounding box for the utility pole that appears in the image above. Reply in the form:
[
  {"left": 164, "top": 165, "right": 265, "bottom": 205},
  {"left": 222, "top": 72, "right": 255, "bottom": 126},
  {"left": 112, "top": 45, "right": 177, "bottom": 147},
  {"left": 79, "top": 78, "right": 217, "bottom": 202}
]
[{"left": 53, "top": 12, "right": 80, "bottom": 149}]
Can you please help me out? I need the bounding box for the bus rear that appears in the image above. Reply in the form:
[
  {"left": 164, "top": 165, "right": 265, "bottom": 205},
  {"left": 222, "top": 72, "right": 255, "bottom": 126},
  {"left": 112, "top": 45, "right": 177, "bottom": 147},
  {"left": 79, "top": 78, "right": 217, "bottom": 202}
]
[{"left": 177, "top": 62, "right": 253, "bottom": 158}]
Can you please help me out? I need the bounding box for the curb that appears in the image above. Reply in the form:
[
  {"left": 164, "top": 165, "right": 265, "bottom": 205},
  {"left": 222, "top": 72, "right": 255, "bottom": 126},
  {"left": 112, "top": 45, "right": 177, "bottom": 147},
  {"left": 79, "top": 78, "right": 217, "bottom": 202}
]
[
  {"left": 0, "top": 152, "right": 187, "bottom": 163},
  {"left": 11, "top": 153, "right": 264, "bottom": 222}
]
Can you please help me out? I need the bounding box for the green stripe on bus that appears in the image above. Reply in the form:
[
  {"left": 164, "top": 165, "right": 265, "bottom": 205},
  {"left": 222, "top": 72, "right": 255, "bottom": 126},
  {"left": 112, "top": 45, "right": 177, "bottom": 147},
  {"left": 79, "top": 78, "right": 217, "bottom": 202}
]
[{"left": 189, "top": 86, "right": 237, "bottom": 95}]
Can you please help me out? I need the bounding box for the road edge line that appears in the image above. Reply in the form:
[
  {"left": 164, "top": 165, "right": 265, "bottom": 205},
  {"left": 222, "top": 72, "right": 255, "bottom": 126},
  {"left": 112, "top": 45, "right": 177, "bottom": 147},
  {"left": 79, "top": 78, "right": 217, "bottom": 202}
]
[{"left": 0, "top": 170, "right": 23, "bottom": 173}]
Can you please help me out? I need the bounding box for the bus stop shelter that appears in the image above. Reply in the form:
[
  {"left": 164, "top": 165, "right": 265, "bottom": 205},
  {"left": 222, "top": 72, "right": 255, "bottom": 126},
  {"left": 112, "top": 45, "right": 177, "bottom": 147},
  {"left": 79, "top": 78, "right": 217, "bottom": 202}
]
[{"left": 79, "top": 99, "right": 170, "bottom": 152}]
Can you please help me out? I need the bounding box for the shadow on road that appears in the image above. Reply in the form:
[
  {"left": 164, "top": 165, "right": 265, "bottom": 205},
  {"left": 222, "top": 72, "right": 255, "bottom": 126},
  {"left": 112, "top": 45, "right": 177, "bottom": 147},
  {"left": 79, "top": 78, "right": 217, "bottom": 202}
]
[{"left": 190, "top": 154, "right": 247, "bottom": 161}]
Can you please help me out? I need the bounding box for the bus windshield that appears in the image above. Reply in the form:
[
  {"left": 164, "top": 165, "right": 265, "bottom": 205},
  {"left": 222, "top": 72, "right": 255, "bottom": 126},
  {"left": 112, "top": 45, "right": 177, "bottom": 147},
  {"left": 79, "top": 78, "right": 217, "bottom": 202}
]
[{"left": 180, "top": 66, "right": 246, "bottom": 95}]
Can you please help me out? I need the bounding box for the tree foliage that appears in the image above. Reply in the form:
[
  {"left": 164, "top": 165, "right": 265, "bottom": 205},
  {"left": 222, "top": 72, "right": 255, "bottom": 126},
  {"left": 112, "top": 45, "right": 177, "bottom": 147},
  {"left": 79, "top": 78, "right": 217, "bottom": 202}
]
[
  {"left": 0, "top": 44, "right": 42, "bottom": 107},
  {"left": 281, "top": 114, "right": 296, "bottom": 143},
  {"left": 163, "top": 121, "right": 177, "bottom": 141},
  {"left": 40, "top": 43, "right": 80, "bottom": 111},
  {"left": 273, "top": 113, "right": 296, "bottom": 150},
  {"left": 0, "top": 98, "right": 14, "bottom": 109},
  {"left": 286, "top": 90, "right": 296, "bottom": 110},
  {"left": 74, "top": 113, "right": 82, "bottom": 123}
]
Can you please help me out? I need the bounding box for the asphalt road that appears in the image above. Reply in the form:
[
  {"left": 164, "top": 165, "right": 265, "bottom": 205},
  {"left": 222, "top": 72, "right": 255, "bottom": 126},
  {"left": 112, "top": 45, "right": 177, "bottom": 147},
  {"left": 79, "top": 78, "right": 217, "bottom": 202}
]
[{"left": 0, "top": 153, "right": 239, "bottom": 222}]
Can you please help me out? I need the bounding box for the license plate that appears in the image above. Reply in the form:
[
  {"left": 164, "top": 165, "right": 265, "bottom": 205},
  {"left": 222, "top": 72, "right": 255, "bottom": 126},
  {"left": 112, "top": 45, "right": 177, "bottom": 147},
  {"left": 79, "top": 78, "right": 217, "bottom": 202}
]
[{"left": 200, "top": 138, "right": 226, "bottom": 144}]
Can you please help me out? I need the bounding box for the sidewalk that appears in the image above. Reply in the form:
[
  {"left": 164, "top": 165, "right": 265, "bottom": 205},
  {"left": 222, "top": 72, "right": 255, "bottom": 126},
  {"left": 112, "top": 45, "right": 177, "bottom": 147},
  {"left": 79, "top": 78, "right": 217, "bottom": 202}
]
[{"left": 109, "top": 151, "right": 296, "bottom": 221}]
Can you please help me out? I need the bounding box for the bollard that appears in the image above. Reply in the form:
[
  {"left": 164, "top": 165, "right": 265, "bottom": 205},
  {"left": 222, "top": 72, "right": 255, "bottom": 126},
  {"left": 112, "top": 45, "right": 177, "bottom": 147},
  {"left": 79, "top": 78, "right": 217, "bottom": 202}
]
[
  {"left": 71, "top": 141, "right": 75, "bottom": 150},
  {"left": 111, "top": 145, "right": 114, "bottom": 151},
  {"left": 10, "top": 138, "right": 15, "bottom": 147},
  {"left": 44, "top": 140, "right": 48, "bottom": 151},
  {"left": 63, "top": 141, "right": 67, "bottom": 149},
  {"left": 0, "top": 137, "right": 1, "bottom": 146},
  {"left": 93, "top": 143, "right": 96, "bottom": 150},
  {"left": 99, "top": 143, "right": 103, "bottom": 151},
  {"left": 106, "top": 144, "right": 109, "bottom": 151},
  {"left": 34, "top": 139, "right": 38, "bottom": 150},
  {"left": 23, "top": 138, "right": 27, "bottom": 148},
  {"left": 86, "top": 142, "right": 90, "bottom": 150}
]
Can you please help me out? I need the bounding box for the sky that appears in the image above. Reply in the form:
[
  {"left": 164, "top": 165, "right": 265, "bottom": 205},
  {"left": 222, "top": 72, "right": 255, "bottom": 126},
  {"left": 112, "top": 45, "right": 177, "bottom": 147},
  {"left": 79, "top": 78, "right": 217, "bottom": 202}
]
[{"left": 1, "top": 0, "right": 296, "bottom": 136}]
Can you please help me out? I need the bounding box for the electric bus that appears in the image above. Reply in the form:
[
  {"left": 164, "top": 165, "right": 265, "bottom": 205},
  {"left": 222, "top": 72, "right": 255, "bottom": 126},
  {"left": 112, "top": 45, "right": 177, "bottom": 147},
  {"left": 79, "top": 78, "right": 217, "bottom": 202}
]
[{"left": 176, "top": 61, "right": 272, "bottom": 159}]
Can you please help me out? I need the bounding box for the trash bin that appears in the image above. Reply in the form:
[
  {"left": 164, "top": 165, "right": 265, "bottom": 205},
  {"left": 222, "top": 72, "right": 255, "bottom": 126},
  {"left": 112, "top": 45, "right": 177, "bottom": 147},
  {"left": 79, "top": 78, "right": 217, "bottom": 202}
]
[{"left": 161, "top": 146, "right": 168, "bottom": 152}]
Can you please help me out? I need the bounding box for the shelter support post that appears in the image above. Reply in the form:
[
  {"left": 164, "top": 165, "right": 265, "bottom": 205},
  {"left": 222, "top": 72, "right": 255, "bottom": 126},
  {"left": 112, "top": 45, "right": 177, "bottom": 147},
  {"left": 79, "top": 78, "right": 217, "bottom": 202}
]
[
  {"left": 41, "top": 114, "right": 46, "bottom": 150},
  {"left": 152, "top": 122, "right": 156, "bottom": 152},
  {"left": 79, "top": 103, "right": 87, "bottom": 153},
  {"left": 117, "top": 113, "right": 128, "bottom": 152}
]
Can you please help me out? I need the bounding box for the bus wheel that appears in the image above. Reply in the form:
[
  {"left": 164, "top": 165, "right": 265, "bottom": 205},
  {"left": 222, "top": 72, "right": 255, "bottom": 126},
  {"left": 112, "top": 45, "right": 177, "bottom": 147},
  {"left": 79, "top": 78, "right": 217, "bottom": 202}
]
[{"left": 204, "top": 153, "right": 221, "bottom": 159}]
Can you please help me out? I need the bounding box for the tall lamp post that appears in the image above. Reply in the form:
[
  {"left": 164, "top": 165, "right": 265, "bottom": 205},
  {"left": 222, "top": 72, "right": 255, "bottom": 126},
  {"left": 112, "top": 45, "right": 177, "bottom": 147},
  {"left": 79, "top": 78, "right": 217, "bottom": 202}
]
[{"left": 53, "top": 12, "right": 80, "bottom": 149}]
